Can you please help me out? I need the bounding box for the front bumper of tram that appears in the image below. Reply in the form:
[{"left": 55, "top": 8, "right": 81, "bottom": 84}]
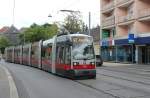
[{"left": 65, "top": 64, "right": 96, "bottom": 79}]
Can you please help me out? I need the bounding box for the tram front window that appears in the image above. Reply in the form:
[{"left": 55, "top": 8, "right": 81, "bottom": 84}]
[{"left": 72, "top": 37, "right": 94, "bottom": 60}]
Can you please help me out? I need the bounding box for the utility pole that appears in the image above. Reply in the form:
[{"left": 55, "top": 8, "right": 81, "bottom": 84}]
[
  {"left": 89, "top": 12, "right": 91, "bottom": 36},
  {"left": 12, "top": 0, "right": 15, "bottom": 25}
]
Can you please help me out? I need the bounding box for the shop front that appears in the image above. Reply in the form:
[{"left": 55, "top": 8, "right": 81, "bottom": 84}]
[
  {"left": 101, "top": 36, "right": 150, "bottom": 64},
  {"left": 115, "top": 39, "right": 135, "bottom": 63},
  {"left": 101, "top": 39, "right": 116, "bottom": 62},
  {"left": 136, "top": 36, "right": 150, "bottom": 64}
]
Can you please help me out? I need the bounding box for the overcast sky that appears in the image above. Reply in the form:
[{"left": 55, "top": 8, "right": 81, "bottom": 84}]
[{"left": 0, "top": 0, "right": 100, "bottom": 29}]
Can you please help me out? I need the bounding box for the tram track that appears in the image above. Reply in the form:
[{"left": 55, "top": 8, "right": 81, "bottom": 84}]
[
  {"left": 97, "top": 67, "right": 150, "bottom": 79},
  {"left": 74, "top": 76, "right": 150, "bottom": 98},
  {"left": 73, "top": 80, "right": 121, "bottom": 98},
  {"left": 95, "top": 72, "right": 150, "bottom": 96},
  {"left": 96, "top": 72, "right": 150, "bottom": 86},
  {"left": 73, "top": 72, "right": 150, "bottom": 98}
]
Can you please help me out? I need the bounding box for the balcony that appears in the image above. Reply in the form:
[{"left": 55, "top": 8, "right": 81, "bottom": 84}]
[
  {"left": 118, "top": 14, "right": 134, "bottom": 25},
  {"left": 102, "top": 16, "right": 115, "bottom": 28},
  {"left": 101, "top": 1, "right": 114, "bottom": 13},
  {"left": 117, "top": 0, "right": 134, "bottom": 7},
  {"left": 138, "top": 8, "right": 150, "bottom": 21}
]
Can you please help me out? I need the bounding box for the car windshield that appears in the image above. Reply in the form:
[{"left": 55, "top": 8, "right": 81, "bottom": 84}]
[{"left": 72, "top": 36, "right": 95, "bottom": 60}]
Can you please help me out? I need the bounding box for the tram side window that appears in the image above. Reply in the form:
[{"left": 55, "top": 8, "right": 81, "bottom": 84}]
[
  {"left": 47, "top": 47, "right": 52, "bottom": 60},
  {"left": 65, "top": 47, "right": 71, "bottom": 65},
  {"left": 59, "top": 47, "right": 65, "bottom": 64},
  {"left": 42, "top": 47, "right": 52, "bottom": 60},
  {"left": 41, "top": 48, "right": 45, "bottom": 58},
  {"left": 31, "top": 46, "right": 36, "bottom": 59},
  {"left": 56, "top": 46, "right": 65, "bottom": 64}
]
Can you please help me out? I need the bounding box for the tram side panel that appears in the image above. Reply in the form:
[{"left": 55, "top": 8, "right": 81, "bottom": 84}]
[
  {"left": 41, "top": 44, "right": 53, "bottom": 72},
  {"left": 5, "top": 48, "right": 8, "bottom": 62},
  {"left": 20, "top": 45, "right": 23, "bottom": 64},
  {"left": 7, "top": 47, "right": 14, "bottom": 63},
  {"left": 55, "top": 42, "right": 72, "bottom": 76},
  {"left": 31, "top": 42, "right": 40, "bottom": 68},
  {"left": 14, "top": 46, "right": 22, "bottom": 64},
  {"left": 22, "top": 44, "right": 31, "bottom": 66},
  {"left": 14, "top": 46, "right": 18, "bottom": 63}
]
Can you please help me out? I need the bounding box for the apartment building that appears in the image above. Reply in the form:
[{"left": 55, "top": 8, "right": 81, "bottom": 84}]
[{"left": 100, "top": 0, "right": 150, "bottom": 64}]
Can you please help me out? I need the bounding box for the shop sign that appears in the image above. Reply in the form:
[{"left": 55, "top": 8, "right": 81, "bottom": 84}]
[{"left": 128, "top": 34, "right": 135, "bottom": 44}]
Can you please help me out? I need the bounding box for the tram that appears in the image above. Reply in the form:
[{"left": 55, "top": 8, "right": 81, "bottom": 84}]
[{"left": 5, "top": 33, "right": 96, "bottom": 79}]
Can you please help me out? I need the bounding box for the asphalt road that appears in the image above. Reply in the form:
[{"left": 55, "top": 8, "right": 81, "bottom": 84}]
[
  {"left": 2, "top": 61, "right": 150, "bottom": 98},
  {"left": 1, "top": 62, "right": 114, "bottom": 98}
]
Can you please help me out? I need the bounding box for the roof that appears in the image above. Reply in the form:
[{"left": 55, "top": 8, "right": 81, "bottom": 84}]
[
  {"left": 69, "top": 33, "right": 91, "bottom": 37},
  {"left": 0, "top": 25, "right": 20, "bottom": 34},
  {"left": 0, "top": 26, "right": 10, "bottom": 33}
]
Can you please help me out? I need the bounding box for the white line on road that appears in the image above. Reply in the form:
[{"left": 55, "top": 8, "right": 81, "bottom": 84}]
[{"left": 1, "top": 65, "right": 19, "bottom": 98}]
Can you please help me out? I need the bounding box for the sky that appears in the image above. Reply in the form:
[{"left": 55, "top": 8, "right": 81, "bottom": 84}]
[{"left": 0, "top": 0, "right": 100, "bottom": 29}]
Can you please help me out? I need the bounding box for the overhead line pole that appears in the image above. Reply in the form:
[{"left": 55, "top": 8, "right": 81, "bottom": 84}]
[
  {"left": 12, "top": 0, "right": 15, "bottom": 25},
  {"left": 89, "top": 12, "right": 91, "bottom": 36}
]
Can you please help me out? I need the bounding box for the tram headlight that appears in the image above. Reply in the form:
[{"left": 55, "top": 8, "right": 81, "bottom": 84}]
[
  {"left": 73, "top": 62, "right": 79, "bottom": 66},
  {"left": 90, "top": 62, "right": 95, "bottom": 65}
]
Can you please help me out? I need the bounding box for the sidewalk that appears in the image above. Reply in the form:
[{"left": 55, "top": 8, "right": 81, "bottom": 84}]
[
  {"left": 0, "top": 63, "right": 19, "bottom": 98},
  {"left": 103, "top": 62, "right": 136, "bottom": 67}
]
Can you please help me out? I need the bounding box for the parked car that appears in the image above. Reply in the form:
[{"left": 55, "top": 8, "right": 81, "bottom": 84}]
[{"left": 96, "top": 55, "right": 103, "bottom": 66}]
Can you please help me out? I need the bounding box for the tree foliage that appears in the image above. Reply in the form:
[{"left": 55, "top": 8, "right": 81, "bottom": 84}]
[
  {"left": 0, "top": 36, "right": 10, "bottom": 54},
  {"left": 63, "top": 12, "right": 83, "bottom": 34},
  {"left": 19, "top": 23, "right": 58, "bottom": 43}
]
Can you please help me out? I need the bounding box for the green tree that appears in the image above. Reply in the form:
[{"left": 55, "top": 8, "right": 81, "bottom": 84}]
[
  {"left": 19, "top": 23, "right": 58, "bottom": 43},
  {"left": 63, "top": 12, "right": 83, "bottom": 34},
  {"left": 0, "top": 36, "right": 10, "bottom": 54}
]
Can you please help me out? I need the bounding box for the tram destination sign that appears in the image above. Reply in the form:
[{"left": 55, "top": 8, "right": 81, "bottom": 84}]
[{"left": 72, "top": 37, "right": 92, "bottom": 44}]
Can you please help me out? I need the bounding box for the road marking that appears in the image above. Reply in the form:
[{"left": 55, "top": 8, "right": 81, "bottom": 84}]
[{"left": 0, "top": 65, "right": 19, "bottom": 98}]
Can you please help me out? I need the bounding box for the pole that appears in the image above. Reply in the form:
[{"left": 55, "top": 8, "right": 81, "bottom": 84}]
[
  {"left": 89, "top": 12, "right": 91, "bottom": 36},
  {"left": 12, "top": 0, "right": 15, "bottom": 25}
]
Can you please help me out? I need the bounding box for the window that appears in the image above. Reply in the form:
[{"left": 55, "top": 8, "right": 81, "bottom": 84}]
[{"left": 65, "top": 47, "right": 71, "bottom": 65}]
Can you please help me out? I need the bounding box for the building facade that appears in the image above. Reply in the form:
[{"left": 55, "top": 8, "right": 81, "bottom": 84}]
[
  {"left": 90, "top": 26, "right": 100, "bottom": 55},
  {"left": 0, "top": 25, "right": 20, "bottom": 45},
  {"left": 100, "top": 0, "right": 150, "bottom": 64}
]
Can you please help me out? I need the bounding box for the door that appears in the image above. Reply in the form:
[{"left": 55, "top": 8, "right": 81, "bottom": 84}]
[{"left": 147, "top": 47, "right": 150, "bottom": 64}]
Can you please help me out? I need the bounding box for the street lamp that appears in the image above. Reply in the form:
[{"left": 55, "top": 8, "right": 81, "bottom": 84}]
[
  {"left": 60, "top": 10, "right": 80, "bottom": 14},
  {"left": 48, "top": 14, "right": 52, "bottom": 24},
  {"left": 48, "top": 14, "right": 52, "bottom": 18}
]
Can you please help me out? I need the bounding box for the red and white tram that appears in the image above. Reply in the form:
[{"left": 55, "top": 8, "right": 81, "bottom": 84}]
[{"left": 5, "top": 34, "right": 96, "bottom": 79}]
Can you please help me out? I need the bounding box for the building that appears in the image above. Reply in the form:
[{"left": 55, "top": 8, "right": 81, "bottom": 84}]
[
  {"left": 90, "top": 26, "right": 100, "bottom": 55},
  {"left": 100, "top": 0, "right": 150, "bottom": 64},
  {"left": 0, "top": 25, "right": 20, "bottom": 45}
]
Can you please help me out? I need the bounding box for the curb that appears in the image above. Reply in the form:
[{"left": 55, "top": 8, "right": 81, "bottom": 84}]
[{"left": 0, "top": 65, "right": 19, "bottom": 98}]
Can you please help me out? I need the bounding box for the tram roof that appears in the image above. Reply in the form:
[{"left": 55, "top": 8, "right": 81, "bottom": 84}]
[
  {"left": 42, "top": 36, "right": 56, "bottom": 46},
  {"left": 69, "top": 34, "right": 91, "bottom": 37}
]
